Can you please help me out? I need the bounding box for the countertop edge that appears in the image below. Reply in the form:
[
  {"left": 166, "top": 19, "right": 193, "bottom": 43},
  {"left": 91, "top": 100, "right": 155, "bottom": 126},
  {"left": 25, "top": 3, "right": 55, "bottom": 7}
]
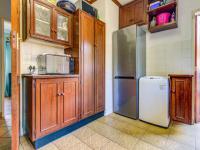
[{"left": 22, "top": 74, "right": 80, "bottom": 79}]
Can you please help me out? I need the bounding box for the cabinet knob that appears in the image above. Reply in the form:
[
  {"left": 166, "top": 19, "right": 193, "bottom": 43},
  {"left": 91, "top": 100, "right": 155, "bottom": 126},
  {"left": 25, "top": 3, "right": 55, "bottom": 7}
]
[{"left": 61, "top": 93, "right": 65, "bottom": 96}]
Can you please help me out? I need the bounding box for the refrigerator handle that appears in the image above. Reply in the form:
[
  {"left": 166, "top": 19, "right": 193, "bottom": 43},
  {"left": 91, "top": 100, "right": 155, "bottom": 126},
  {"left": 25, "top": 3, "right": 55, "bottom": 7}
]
[{"left": 114, "top": 76, "right": 135, "bottom": 79}]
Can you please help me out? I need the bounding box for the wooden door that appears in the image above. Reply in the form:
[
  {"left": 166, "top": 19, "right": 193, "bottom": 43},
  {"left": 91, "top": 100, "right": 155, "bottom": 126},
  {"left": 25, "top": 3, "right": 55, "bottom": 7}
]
[
  {"left": 30, "top": 0, "right": 53, "bottom": 41},
  {"left": 80, "top": 11, "right": 95, "bottom": 118},
  {"left": 195, "top": 15, "right": 200, "bottom": 122},
  {"left": 11, "top": 0, "right": 21, "bottom": 149},
  {"left": 171, "top": 77, "right": 192, "bottom": 124},
  {"left": 35, "top": 79, "right": 61, "bottom": 138},
  {"left": 54, "top": 9, "right": 73, "bottom": 46},
  {"left": 61, "top": 78, "right": 79, "bottom": 127},
  {"left": 94, "top": 20, "right": 105, "bottom": 113},
  {"left": 134, "top": 0, "right": 145, "bottom": 24}
]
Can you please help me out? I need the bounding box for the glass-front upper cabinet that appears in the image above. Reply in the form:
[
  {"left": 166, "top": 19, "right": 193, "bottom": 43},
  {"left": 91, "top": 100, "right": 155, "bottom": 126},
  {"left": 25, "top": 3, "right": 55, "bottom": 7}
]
[
  {"left": 31, "top": 0, "right": 53, "bottom": 40},
  {"left": 54, "top": 10, "right": 72, "bottom": 45},
  {"left": 28, "top": 0, "right": 73, "bottom": 47}
]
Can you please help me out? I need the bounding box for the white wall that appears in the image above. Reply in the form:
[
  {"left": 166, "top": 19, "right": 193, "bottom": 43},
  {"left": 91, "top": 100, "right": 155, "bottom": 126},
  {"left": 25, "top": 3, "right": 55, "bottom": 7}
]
[
  {"left": 146, "top": 0, "right": 200, "bottom": 76},
  {"left": 20, "top": 39, "right": 65, "bottom": 74},
  {"left": 93, "top": 0, "right": 119, "bottom": 115}
]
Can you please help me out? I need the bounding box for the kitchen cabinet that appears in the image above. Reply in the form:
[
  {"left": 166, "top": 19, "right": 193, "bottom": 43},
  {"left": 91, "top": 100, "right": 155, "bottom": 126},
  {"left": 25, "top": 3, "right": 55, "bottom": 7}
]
[
  {"left": 95, "top": 20, "right": 105, "bottom": 113},
  {"left": 119, "top": 0, "right": 147, "bottom": 29},
  {"left": 73, "top": 10, "right": 105, "bottom": 119},
  {"left": 35, "top": 79, "right": 61, "bottom": 139},
  {"left": 23, "top": 76, "right": 79, "bottom": 141},
  {"left": 169, "top": 75, "right": 193, "bottom": 124},
  {"left": 23, "top": 0, "right": 73, "bottom": 47}
]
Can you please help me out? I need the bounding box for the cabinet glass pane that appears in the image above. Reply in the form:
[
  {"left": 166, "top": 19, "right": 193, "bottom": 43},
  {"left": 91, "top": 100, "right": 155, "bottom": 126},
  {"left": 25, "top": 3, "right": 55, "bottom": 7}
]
[
  {"left": 34, "top": 3, "right": 51, "bottom": 37},
  {"left": 57, "top": 14, "right": 68, "bottom": 41}
]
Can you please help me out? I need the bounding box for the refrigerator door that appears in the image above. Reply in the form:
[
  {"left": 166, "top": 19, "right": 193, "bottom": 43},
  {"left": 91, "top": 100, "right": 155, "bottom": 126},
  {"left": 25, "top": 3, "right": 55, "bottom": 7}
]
[
  {"left": 113, "top": 25, "right": 137, "bottom": 77},
  {"left": 113, "top": 78, "right": 138, "bottom": 119}
]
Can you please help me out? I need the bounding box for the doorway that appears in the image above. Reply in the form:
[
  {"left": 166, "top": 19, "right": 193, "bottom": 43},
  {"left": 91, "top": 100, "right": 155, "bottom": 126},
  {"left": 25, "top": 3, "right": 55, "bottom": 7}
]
[{"left": 0, "top": 18, "right": 12, "bottom": 149}]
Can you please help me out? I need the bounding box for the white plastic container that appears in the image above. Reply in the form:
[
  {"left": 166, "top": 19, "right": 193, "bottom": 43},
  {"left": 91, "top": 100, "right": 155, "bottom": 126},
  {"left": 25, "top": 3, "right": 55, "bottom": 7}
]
[{"left": 139, "top": 76, "right": 170, "bottom": 128}]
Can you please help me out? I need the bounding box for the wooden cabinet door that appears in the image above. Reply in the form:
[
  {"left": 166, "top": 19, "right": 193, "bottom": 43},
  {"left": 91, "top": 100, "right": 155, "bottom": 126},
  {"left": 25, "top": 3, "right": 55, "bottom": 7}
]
[
  {"left": 80, "top": 11, "right": 95, "bottom": 118},
  {"left": 120, "top": 4, "right": 135, "bottom": 28},
  {"left": 30, "top": 0, "right": 53, "bottom": 41},
  {"left": 171, "top": 78, "right": 192, "bottom": 124},
  {"left": 54, "top": 9, "right": 73, "bottom": 46},
  {"left": 94, "top": 20, "right": 105, "bottom": 113},
  {"left": 134, "top": 0, "right": 145, "bottom": 24},
  {"left": 61, "top": 78, "right": 79, "bottom": 127},
  {"left": 35, "top": 79, "right": 61, "bottom": 138}
]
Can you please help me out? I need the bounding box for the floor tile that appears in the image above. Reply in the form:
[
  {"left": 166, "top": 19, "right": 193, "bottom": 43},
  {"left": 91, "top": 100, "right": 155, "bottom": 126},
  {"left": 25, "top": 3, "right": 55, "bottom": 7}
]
[
  {"left": 38, "top": 143, "right": 59, "bottom": 150},
  {"left": 81, "top": 133, "right": 110, "bottom": 149},
  {"left": 101, "top": 141, "right": 127, "bottom": 150},
  {"left": 53, "top": 135, "right": 81, "bottom": 150},
  {"left": 73, "top": 126, "right": 96, "bottom": 141},
  {"left": 141, "top": 131, "right": 168, "bottom": 149},
  {"left": 171, "top": 121, "right": 196, "bottom": 136},
  {"left": 69, "top": 142, "right": 92, "bottom": 150},
  {"left": 164, "top": 139, "right": 195, "bottom": 150},
  {"left": 168, "top": 129, "right": 196, "bottom": 148},
  {"left": 146, "top": 124, "right": 170, "bottom": 138},
  {"left": 134, "top": 141, "right": 161, "bottom": 150},
  {"left": 109, "top": 113, "right": 149, "bottom": 129}
]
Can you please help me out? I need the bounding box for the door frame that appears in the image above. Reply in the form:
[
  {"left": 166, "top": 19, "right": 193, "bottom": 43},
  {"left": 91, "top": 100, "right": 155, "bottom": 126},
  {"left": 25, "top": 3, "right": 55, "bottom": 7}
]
[
  {"left": 11, "top": 0, "right": 21, "bottom": 149},
  {"left": 0, "top": 17, "right": 5, "bottom": 117},
  {"left": 195, "top": 11, "right": 200, "bottom": 123}
]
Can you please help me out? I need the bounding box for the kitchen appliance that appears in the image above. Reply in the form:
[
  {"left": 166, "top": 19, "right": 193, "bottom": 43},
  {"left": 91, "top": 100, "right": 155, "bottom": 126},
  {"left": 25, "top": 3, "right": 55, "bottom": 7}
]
[
  {"left": 37, "top": 54, "right": 71, "bottom": 75},
  {"left": 139, "top": 76, "right": 170, "bottom": 128},
  {"left": 113, "top": 25, "right": 146, "bottom": 119},
  {"left": 75, "top": 0, "right": 98, "bottom": 17}
]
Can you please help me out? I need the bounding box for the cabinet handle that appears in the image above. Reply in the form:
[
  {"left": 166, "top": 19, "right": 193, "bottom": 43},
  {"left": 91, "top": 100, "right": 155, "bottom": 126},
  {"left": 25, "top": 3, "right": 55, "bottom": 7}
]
[
  {"left": 61, "top": 93, "right": 65, "bottom": 96},
  {"left": 57, "top": 93, "right": 61, "bottom": 96}
]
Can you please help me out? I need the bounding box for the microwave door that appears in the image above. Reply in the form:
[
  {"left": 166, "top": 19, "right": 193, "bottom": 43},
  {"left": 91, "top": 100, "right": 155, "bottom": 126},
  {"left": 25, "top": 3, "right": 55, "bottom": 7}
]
[{"left": 46, "top": 55, "right": 57, "bottom": 74}]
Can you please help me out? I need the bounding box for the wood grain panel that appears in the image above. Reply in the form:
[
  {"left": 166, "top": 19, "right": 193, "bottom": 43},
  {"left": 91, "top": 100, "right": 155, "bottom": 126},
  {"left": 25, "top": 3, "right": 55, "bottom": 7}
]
[
  {"left": 11, "top": 0, "right": 21, "bottom": 149},
  {"left": 36, "top": 79, "right": 61, "bottom": 138},
  {"left": 94, "top": 20, "right": 105, "bottom": 113},
  {"left": 80, "top": 11, "right": 95, "bottom": 118},
  {"left": 61, "top": 78, "right": 79, "bottom": 127},
  {"left": 170, "top": 75, "right": 193, "bottom": 124}
]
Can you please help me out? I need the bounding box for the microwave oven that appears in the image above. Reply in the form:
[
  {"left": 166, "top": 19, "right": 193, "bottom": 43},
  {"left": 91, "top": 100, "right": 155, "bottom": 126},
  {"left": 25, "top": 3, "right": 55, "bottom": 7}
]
[
  {"left": 37, "top": 54, "right": 73, "bottom": 75},
  {"left": 75, "top": 0, "right": 98, "bottom": 17}
]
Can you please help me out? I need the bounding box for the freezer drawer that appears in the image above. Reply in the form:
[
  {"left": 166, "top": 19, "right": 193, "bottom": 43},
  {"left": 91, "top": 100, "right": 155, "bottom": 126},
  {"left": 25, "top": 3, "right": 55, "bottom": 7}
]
[{"left": 113, "top": 78, "right": 138, "bottom": 119}]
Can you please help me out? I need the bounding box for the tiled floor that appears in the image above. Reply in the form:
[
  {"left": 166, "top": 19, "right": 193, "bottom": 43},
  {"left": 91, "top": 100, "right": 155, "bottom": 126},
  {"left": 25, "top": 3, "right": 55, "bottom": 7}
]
[
  {"left": 0, "top": 97, "right": 12, "bottom": 150},
  {"left": 20, "top": 113, "right": 200, "bottom": 150}
]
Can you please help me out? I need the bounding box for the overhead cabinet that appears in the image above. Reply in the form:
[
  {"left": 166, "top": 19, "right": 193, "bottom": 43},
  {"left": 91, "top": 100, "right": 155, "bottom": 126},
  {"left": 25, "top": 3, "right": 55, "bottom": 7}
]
[
  {"left": 119, "top": 0, "right": 147, "bottom": 29},
  {"left": 23, "top": 0, "right": 73, "bottom": 47},
  {"left": 73, "top": 10, "right": 105, "bottom": 119}
]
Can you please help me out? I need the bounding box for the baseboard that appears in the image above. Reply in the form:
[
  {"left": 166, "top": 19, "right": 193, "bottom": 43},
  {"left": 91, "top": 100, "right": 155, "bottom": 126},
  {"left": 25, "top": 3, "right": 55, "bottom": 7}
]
[{"left": 31, "top": 111, "right": 104, "bottom": 149}]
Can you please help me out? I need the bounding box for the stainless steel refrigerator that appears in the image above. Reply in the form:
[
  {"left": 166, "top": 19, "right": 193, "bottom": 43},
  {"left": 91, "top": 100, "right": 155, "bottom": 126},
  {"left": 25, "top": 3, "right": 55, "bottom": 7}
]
[{"left": 113, "top": 25, "right": 146, "bottom": 119}]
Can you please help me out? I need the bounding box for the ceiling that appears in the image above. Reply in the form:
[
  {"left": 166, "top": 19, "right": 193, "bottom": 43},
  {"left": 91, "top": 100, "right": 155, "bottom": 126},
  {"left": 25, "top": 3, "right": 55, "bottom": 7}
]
[{"left": 118, "top": 0, "right": 135, "bottom": 5}]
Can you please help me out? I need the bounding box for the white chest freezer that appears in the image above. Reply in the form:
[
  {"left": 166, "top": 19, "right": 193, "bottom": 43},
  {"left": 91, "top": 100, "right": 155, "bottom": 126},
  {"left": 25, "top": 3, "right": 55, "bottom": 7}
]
[{"left": 139, "top": 76, "right": 170, "bottom": 128}]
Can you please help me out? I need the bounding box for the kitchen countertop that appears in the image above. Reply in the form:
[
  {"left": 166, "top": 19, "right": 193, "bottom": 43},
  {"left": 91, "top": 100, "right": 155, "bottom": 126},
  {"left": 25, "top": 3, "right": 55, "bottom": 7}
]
[{"left": 22, "top": 74, "right": 79, "bottom": 79}]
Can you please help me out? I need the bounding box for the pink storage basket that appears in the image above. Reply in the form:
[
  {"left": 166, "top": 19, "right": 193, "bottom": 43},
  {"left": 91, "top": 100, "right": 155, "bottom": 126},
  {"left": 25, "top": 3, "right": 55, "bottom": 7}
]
[{"left": 156, "top": 12, "right": 171, "bottom": 25}]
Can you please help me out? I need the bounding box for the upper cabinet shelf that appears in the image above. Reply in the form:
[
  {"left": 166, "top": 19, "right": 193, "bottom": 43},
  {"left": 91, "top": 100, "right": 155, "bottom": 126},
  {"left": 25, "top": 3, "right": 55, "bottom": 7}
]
[
  {"left": 147, "top": 1, "right": 177, "bottom": 16},
  {"left": 147, "top": 0, "right": 178, "bottom": 33}
]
